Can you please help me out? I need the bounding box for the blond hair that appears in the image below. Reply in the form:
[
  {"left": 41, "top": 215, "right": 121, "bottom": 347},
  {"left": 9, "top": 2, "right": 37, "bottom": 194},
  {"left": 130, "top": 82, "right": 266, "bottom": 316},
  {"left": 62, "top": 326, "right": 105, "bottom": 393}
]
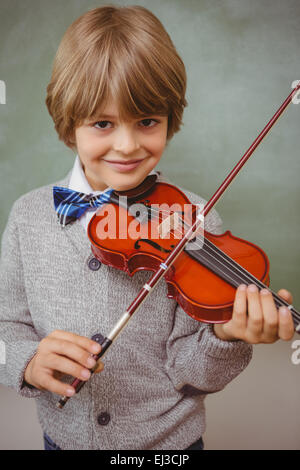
[{"left": 46, "top": 5, "right": 187, "bottom": 149}]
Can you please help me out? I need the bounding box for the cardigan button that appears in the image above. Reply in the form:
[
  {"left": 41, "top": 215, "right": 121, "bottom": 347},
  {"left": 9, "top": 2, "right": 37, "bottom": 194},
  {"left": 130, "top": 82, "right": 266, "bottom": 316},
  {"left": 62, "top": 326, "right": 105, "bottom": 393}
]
[
  {"left": 88, "top": 257, "right": 101, "bottom": 271},
  {"left": 97, "top": 412, "right": 110, "bottom": 426},
  {"left": 91, "top": 333, "right": 105, "bottom": 345}
]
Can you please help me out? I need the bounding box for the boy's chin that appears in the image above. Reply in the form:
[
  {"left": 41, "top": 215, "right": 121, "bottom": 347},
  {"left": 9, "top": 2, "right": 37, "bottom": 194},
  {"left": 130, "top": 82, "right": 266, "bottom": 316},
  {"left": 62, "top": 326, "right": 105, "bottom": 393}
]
[
  {"left": 111, "top": 173, "right": 150, "bottom": 192},
  {"left": 112, "top": 181, "right": 141, "bottom": 192}
]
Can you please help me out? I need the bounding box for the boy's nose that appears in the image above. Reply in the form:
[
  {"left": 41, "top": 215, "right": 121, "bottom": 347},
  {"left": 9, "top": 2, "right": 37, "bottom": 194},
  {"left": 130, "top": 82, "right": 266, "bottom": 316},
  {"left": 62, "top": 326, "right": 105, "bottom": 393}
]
[{"left": 113, "top": 127, "right": 141, "bottom": 155}]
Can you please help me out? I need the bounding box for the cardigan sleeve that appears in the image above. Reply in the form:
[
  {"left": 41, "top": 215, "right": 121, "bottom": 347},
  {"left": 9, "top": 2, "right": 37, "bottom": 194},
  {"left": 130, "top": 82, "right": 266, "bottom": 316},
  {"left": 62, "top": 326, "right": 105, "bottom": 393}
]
[
  {"left": 164, "top": 304, "right": 253, "bottom": 393},
  {"left": 0, "top": 201, "right": 42, "bottom": 398}
]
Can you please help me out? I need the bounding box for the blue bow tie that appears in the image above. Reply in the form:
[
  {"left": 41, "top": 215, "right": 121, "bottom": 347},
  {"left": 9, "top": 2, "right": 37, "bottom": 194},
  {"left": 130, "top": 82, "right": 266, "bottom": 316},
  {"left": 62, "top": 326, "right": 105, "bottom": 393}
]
[{"left": 53, "top": 186, "right": 113, "bottom": 227}]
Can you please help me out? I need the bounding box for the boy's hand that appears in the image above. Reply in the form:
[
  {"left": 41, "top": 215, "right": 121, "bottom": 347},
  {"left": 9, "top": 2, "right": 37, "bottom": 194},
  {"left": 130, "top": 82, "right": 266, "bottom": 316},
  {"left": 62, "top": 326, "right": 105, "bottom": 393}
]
[
  {"left": 24, "top": 330, "right": 103, "bottom": 397},
  {"left": 213, "top": 284, "right": 295, "bottom": 343}
]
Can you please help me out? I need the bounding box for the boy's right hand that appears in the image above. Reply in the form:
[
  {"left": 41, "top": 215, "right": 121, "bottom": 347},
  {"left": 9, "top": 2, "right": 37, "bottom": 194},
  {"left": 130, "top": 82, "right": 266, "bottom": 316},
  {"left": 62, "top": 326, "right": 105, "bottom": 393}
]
[{"left": 24, "top": 330, "right": 103, "bottom": 397}]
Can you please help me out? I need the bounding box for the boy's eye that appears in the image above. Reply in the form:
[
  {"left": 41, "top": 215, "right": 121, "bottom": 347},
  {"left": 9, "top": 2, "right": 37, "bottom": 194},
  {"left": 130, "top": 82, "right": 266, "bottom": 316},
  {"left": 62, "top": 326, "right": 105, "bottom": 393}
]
[
  {"left": 139, "top": 118, "right": 158, "bottom": 128},
  {"left": 94, "top": 121, "right": 112, "bottom": 129}
]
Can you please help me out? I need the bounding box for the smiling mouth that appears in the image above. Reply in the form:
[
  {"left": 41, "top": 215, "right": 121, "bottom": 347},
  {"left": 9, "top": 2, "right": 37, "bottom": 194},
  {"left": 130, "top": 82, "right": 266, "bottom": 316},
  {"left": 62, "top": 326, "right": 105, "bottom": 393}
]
[
  {"left": 103, "top": 159, "right": 145, "bottom": 172},
  {"left": 103, "top": 159, "right": 144, "bottom": 164}
]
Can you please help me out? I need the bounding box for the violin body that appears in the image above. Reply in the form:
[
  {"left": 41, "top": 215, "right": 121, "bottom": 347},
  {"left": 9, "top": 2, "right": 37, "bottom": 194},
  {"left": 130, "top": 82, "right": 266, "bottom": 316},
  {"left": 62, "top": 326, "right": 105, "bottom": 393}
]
[{"left": 88, "top": 179, "right": 269, "bottom": 324}]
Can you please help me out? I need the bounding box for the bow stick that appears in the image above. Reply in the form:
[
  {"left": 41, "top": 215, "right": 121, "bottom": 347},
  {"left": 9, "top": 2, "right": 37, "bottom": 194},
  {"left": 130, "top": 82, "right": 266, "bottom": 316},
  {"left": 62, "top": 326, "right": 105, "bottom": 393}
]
[{"left": 57, "top": 81, "right": 300, "bottom": 409}]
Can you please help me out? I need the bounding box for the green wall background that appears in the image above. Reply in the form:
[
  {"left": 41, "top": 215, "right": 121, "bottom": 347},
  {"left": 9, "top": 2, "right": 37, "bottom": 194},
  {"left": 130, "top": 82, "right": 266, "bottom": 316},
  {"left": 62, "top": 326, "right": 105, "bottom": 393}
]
[{"left": 0, "top": 0, "right": 299, "bottom": 450}]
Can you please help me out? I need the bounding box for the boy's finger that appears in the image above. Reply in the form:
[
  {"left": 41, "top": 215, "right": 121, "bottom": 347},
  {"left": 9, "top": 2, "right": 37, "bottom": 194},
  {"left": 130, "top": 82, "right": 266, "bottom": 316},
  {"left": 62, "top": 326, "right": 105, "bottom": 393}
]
[
  {"left": 278, "top": 307, "right": 294, "bottom": 341},
  {"left": 45, "top": 338, "right": 98, "bottom": 370},
  {"left": 43, "top": 353, "right": 92, "bottom": 381},
  {"left": 39, "top": 372, "right": 75, "bottom": 398},
  {"left": 277, "top": 288, "right": 293, "bottom": 305},
  {"left": 92, "top": 361, "right": 104, "bottom": 374},
  {"left": 259, "top": 289, "right": 278, "bottom": 339},
  {"left": 231, "top": 284, "right": 247, "bottom": 329},
  {"left": 247, "top": 285, "right": 263, "bottom": 336},
  {"left": 49, "top": 330, "right": 101, "bottom": 354}
]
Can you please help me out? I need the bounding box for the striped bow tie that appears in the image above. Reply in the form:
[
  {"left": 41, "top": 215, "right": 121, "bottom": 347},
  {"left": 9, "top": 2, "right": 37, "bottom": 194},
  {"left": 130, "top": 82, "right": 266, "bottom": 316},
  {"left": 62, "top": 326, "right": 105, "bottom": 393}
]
[{"left": 53, "top": 186, "right": 113, "bottom": 227}]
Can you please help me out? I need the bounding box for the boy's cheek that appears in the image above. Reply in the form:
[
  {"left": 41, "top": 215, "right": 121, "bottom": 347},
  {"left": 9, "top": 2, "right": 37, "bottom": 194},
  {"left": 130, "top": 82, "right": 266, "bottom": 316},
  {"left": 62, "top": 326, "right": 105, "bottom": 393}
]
[{"left": 77, "top": 140, "right": 106, "bottom": 159}]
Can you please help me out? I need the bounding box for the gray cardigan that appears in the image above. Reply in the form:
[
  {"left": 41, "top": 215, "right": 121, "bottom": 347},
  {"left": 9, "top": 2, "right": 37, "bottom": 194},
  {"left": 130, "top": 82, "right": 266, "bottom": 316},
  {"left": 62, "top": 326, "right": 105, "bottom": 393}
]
[{"left": 0, "top": 171, "right": 252, "bottom": 450}]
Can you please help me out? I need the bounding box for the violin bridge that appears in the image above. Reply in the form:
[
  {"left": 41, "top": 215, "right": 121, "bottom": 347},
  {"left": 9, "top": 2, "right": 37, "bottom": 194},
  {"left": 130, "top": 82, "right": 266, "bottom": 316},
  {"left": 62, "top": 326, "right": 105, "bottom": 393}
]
[{"left": 158, "top": 212, "right": 181, "bottom": 239}]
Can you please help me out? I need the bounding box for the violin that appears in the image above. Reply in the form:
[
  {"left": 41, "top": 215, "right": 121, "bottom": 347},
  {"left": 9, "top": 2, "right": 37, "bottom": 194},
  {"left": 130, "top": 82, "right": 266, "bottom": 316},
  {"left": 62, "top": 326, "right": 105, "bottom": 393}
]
[
  {"left": 88, "top": 173, "right": 271, "bottom": 324},
  {"left": 57, "top": 82, "right": 300, "bottom": 409}
]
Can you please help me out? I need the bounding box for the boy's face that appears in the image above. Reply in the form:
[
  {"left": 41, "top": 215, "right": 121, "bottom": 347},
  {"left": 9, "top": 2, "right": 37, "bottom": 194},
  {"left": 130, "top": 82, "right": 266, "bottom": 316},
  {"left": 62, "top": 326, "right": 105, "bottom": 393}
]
[{"left": 74, "top": 100, "right": 168, "bottom": 191}]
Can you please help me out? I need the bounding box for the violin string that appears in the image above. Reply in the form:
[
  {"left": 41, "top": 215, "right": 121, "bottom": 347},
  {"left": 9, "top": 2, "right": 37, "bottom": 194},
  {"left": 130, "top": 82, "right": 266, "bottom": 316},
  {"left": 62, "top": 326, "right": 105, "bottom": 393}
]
[{"left": 140, "top": 205, "right": 300, "bottom": 324}]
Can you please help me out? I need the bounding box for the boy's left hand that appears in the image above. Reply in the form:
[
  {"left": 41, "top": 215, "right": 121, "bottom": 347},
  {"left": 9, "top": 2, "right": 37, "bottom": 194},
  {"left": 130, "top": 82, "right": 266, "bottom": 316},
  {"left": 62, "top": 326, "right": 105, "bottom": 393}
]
[{"left": 213, "top": 284, "right": 295, "bottom": 343}]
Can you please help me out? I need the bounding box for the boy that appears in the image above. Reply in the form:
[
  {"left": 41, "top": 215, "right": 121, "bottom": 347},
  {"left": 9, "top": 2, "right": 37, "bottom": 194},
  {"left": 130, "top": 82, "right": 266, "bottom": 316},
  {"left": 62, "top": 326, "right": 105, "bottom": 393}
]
[{"left": 0, "top": 5, "right": 294, "bottom": 450}]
